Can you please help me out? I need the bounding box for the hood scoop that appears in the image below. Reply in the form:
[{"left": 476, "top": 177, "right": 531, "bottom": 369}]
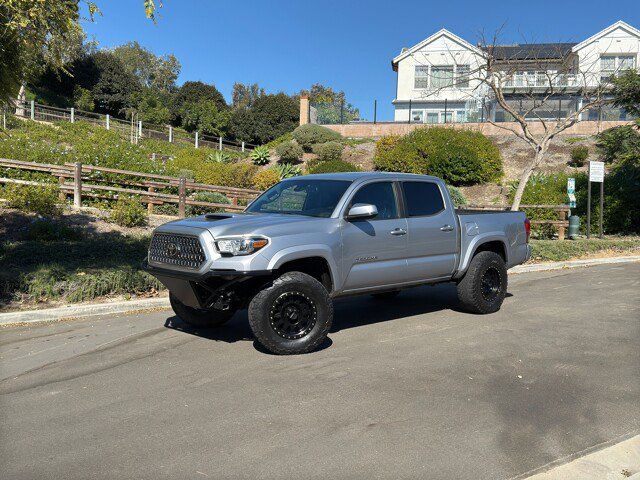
[{"left": 204, "top": 213, "right": 235, "bottom": 221}]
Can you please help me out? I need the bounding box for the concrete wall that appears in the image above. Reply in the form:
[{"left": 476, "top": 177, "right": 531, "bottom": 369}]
[{"left": 324, "top": 120, "right": 633, "bottom": 138}]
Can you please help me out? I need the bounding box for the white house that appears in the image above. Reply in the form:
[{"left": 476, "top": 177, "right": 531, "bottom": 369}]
[{"left": 391, "top": 21, "right": 640, "bottom": 123}]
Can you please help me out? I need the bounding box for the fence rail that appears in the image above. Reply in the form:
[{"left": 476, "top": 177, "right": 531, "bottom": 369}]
[
  {"left": 0, "top": 158, "right": 261, "bottom": 217},
  {"left": 7, "top": 99, "right": 257, "bottom": 152},
  {"left": 465, "top": 204, "right": 570, "bottom": 239}
]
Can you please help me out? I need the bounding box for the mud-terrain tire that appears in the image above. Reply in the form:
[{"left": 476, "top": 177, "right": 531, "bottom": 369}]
[
  {"left": 371, "top": 290, "right": 401, "bottom": 300},
  {"left": 248, "top": 272, "right": 333, "bottom": 355},
  {"left": 457, "top": 251, "right": 508, "bottom": 314},
  {"left": 170, "top": 293, "right": 235, "bottom": 328}
]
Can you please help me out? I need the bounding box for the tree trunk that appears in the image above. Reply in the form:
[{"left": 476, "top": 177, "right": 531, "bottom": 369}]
[{"left": 510, "top": 149, "right": 545, "bottom": 211}]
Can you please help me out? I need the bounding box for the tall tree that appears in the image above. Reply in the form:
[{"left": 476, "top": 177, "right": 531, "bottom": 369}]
[
  {"left": 112, "top": 42, "right": 180, "bottom": 91},
  {"left": 232, "top": 83, "right": 265, "bottom": 109},
  {"left": 0, "top": 1, "right": 158, "bottom": 102},
  {"left": 172, "top": 81, "right": 227, "bottom": 125},
  {"left": 230, "top": 93, "right": 298, "bottom": 144}
]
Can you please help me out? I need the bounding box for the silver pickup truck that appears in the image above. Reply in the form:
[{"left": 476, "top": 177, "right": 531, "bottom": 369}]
[{"left": 143, "top": 172, "right": 530, "bottom": 354}]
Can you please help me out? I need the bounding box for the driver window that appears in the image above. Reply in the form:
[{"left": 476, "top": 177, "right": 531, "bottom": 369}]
[{"left": 350, "top": 182, "right": 398, "bottom": 220}]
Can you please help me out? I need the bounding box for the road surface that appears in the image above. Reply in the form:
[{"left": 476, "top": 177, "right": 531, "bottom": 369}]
[{"left": 1, "top": 263, "right": 639, "bottom": 479}]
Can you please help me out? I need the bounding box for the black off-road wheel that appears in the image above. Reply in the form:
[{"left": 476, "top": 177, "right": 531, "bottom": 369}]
[
  {"left": 170, "top": 293, "right": 235, "bottom": 328},
  {"left": 457, "top": 251, "right": 508, "bottom": 314},
  {"left": 371, "top": 290, "right": 401, "bottom": 300},
  {"left": 248, "top": 272, "right": 333, "bottom": 355}
]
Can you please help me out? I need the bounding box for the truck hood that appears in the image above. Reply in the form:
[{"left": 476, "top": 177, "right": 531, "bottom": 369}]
[{"left": 155, "top": 212, "right": 325, "bottom": 238}]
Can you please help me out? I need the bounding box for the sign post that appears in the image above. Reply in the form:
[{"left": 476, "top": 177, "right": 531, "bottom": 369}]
[{"left": 587, "top": 161, "right": 605, "bottom": 239}]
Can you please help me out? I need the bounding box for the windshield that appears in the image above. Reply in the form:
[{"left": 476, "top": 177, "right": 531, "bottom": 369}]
[{"left": 246, "top": 179, "right": 352, "bottom": 218}]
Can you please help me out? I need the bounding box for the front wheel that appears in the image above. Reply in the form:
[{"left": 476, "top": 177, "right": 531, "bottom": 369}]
[
  {"left": 248, "top": 272, "right": 333, "bottom": 355},
  {"left": 170, "top": 293, "right": 235, "bottom": 328},
  {"left": 457, "top": 251, "right": 508, "bottom": 314}
]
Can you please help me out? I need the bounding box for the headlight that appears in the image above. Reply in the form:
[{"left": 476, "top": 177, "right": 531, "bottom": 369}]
[{"left": 215, "top": 236, "right": 269, "bottom": 256}]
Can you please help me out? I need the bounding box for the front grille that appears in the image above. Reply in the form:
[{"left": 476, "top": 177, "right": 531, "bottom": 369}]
[{"left": 149, "top": 233, "right": 206, "bottom": 269}]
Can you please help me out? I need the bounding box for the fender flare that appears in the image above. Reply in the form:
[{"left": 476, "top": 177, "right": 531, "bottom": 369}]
[
  {"left": 266, "top": 244, "right": 340, "bottom": 292},
  {"left": 455, "top": 233, "right": 509, "bottom": 279}
]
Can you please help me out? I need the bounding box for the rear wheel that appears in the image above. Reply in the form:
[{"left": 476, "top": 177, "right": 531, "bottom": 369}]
[
  {"left": 248, "top": 272, "right": 333, "bottom": 355},
  {"left": 169, "top": 293, "right": 235, "bottom": 328},
  {"left": 371, "top": 290, "right": 401, "bottom": 300},
  {"left": 457, "top": 251, "right": 508, "bottom": 314}
]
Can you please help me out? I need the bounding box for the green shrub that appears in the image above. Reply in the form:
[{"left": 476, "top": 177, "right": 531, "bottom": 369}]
[
  {"left": 187, "top": 192, "right": 231, "bottom": 216},
  {"left": 312, "top": 141, "right": 344, "bottom": 162},
  {"left": 292, "top": 124, "right": 342, "bottom": 152},
  {"left": 374, "top": 127, "right": 503, "bottom": 185},
  {"left": 253, "top": 168, "right": 281, "bottom": 190},
  {"left": 447, "top": 186, "right": 468, "bottom": 207},
  {"left": 3, "top": 184, "right": 61, "bottom": 216},
  {"left": 108, "top": 197, "right": 148, "bottom": 227},
  {"left": 250, "top": 146, "right": 271, "bottom": 166},
  {"left": 274, "top": 163, "right": 302, "bottom": 180},
  {"left": 264, "top": 132, "right": 293, "bottom": 150},
  {"left": 569, "top": 146, "right": 589, "bottom": 166},
  {"left": 308, "top": 160, "right": 359, "bottom": 174},
  {"left": 25, "top": 219, "right": 83, "bottom": 242},
  {"left": 596, "top": 125, "right": 640, "bottom": 163},
  {"left": 275, "top": 140, "right": 304, "bottom": 163},
  {"left": 509, "top": 173, "right": 568, "bottom": 239}
]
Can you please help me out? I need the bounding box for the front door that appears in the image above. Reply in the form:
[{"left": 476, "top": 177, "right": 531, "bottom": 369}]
[
  {"left": 341, "top": 181, "right": 408, "bottom": 292},
  {"left": 401, "top": 180, "right": 458, "bottom": 281}
]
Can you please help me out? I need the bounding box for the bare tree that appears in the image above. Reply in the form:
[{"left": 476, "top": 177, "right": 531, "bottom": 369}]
[{"left": 410, "top": 29, "right": 619, "bottom": 210}]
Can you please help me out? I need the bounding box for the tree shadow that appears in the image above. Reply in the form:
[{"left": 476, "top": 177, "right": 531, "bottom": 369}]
[{"left": 479, "top": 371, "right": 604, "bottom": 474}]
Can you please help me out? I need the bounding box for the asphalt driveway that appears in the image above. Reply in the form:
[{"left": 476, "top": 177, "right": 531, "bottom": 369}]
[{"left": 1, "top": 263, "right": 639, "bottom": 479}]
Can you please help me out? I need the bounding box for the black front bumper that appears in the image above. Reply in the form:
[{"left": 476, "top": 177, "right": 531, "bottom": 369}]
[{"left": 142, "top": 258, "right": 272, "bottom": 308}]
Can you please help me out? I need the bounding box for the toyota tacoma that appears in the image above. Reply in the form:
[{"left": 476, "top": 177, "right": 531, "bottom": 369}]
[{"left": 143, "top": 172, "right": 531, "bottom": 354}]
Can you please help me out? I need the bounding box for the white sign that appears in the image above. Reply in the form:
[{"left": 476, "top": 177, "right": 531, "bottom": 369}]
[
  {"left": 567, "top": 178, "right": 575, "bottom": 195},
  {"left": 589, "top": 161, "right": 605, "bottom": 183}
]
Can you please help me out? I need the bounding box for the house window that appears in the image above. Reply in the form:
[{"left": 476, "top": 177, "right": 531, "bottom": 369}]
[
  {"left": 415, "top": 66, "right": 429, "bottom": 88},
  {"left": 426, "top": 112, "right": 439, "bottom": 124},
  {"left": 411, "top": 110, "right": 424, "bottom": 123},
  {"left": 431, "top": 66, "right": 454, "bottom": 88},
  {"left": 600, "top": 55, "right": 635, "bottom": 83},
  {"left": 456, "top": 65, "right": 470, "bottom": 88}
]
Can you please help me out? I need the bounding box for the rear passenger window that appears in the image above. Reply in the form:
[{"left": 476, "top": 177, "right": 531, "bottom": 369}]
[{"left": 402, "top": 182, "right": 445, "bottom": 216}]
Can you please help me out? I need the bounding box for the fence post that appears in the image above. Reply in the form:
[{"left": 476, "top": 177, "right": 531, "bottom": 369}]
[
  {"left": 408, "top": 99, "right": 412, "bottom": 124},
  {"left": 178, "top": 177, "right": 186, "bottom": 218},
  {"left": 195, "top": 131, "right": 199, "bottom": 148},
  {"left": 73, "top": 162, "right": 82, "bottom": 209},
  {"left": 241, "top": 141, "right": 245, "bottom": 153},
  {"left": 147, "top": 186, "right": 155, "bottom": 214},
  {"left": 138, "top": 121, "right": 142, "bottom": 138},
  {"left": 70, "top": 107, "right": 75, "bottom": 123},
  {"left": 2, "top": 107, "right": 5, "bottom": 130},
  {"left": 30, "top": 100, "right": 35, "bottom": 120},
  {"left": 340, "top": 99, "right": 345, "bottom": 124},
  {"left": 219, "top": 137, "right": 222, "bottom": 151},
  {"left": 169, "top": 126, "right": 173, "bottom": 143},
  {"left": 106, "top": 114, "right": 110, "bottom": 130},
  {"left": 557, "top": 209, "right": 566, "bottom": 240},
  {"left": 58, "top": 176, "right": 66, "bottom": 202},
  {"left": 444, "top": 99, "right": 448, "bottom": 124}
]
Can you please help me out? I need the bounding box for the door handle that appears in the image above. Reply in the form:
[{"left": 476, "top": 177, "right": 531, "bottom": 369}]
[
  {"left": 440, "top": 224, "right": 454, "bottom": 232},
  {"left": 390, "top": 228, "right": 407, "bottom": 236}
]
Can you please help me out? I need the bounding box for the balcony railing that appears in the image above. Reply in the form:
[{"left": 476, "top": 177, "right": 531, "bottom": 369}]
[{"left": 504, "top": 73, "right": 579, "bottom": 88}]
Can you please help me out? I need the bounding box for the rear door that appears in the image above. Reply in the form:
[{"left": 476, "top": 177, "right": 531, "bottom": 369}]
[
  {"left": 401, "top": 180, "right": 458, "bottom": 281},
  {"left": 340, "top": 181, "right": 408, "bottom": 292}
]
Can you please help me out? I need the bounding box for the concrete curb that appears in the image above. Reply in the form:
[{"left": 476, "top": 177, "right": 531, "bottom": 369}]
[
  {"left": 0, "top": 297, "right": 170, "bottom": 326},
  {"left": 1, "top": 255, "right": 638, "bottom": 327},
  {"left": 510, "top": 255, "right": 640, "bottom": 274}
]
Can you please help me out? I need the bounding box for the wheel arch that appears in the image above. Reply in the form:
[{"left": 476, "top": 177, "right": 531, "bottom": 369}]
[
  {"left": 455, "top": 234, "right": 509, "bottom": 279},
  {"left": 267, "top": 245, "right": 339, "bottom": 293}
]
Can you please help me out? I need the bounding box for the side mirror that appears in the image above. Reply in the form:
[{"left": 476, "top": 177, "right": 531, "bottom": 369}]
[{"left": 346, "top": 203, "right": 378, "bottom": 220}]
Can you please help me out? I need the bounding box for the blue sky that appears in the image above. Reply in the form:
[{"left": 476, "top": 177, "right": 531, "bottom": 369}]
[{"left": 82, "top": 0, "right": 640, "bottom": 120}]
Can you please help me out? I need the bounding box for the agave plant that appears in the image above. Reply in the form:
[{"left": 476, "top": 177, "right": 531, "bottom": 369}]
[
  {"left": 250, "top": 146, "right": 271, "bottom": 166},
  {"left": 207, "top": 151, "right": 234, "bottom": 163},
  {"left": 274, "top": 163, "right": 302, "bottom": 180}
]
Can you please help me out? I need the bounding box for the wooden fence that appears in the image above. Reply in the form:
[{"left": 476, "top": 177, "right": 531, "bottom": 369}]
[
  {"left": 0, "top": 159, "right": 261, "bottom": 217},
  {"left": 466, "top": 204, "right": 570, "bottom": 239}
]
